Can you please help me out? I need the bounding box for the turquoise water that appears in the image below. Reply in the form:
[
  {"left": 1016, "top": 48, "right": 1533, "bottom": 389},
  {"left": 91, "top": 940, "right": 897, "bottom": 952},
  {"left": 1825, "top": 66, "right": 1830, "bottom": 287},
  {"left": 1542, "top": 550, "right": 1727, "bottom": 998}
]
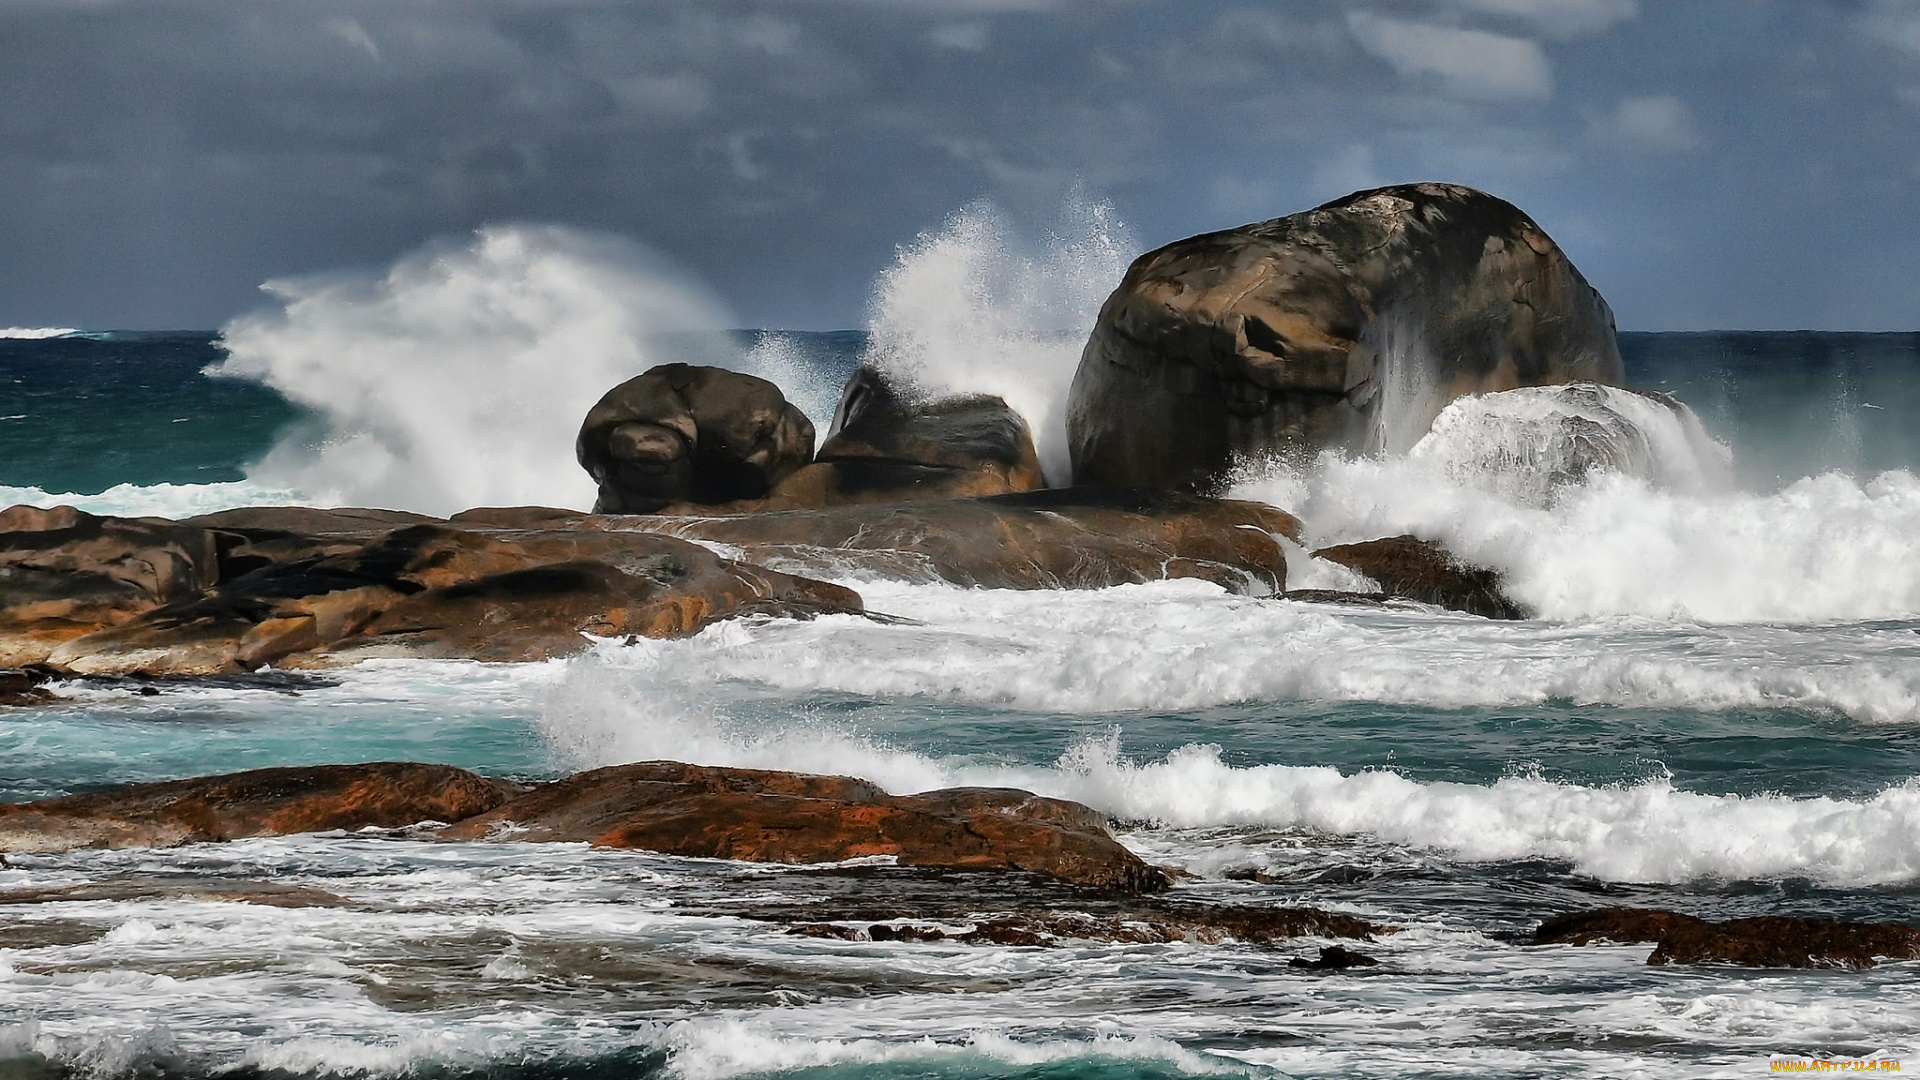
[{"left": 2, "top": 329, "right": 1919, "bottom": 1078}]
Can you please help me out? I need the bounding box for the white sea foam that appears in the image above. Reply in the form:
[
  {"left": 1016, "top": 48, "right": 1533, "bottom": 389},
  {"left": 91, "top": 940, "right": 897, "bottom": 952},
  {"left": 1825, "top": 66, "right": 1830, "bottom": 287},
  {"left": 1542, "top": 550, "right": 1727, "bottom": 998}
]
[
  {"left": 0, "top": 326, "right": 80, "bottom": 339},
  {"left": 546, "top": 580, "right": 1920, "bottom": 724},
  {"left": 862, "top": 195, "right": 1134, "bottom": 485},
  {"left": 1232, "top": 386, "right": 1920, "bottom": 624},
  {"left": 0, "top": 479, "right": 305, "bottom": 519},
  {"left": 211, "top": 224, "right": 736, "bottom": 517},
  {"left": 535, "top": 593, "right": 1920, "bottom": 885}
]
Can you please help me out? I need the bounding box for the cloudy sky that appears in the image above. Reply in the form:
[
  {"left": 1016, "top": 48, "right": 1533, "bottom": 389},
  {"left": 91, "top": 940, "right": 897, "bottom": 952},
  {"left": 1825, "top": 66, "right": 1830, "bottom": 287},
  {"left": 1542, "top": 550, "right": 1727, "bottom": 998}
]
[{"left": 4, "top": 0, "right": 1920, "bottom": 331}]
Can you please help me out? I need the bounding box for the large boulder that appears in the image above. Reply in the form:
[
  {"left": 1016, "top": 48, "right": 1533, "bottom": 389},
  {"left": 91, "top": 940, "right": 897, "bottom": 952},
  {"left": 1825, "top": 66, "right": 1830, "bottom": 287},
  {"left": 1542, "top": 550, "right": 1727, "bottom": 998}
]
[
  {"left": 1068, "top": 183, "right": 1624, "bottom": 492},
  {"left": 762, "top": 367, "right": 1045, "bottom": 507},
  {"left": 577, "top": 364, "right": 815, "bottom": 513},
  {"left": 0, "top": 763, "right": 523, "bottom": 854},
  {"left": 455, "top": 489, "right": 1301, "bottom": 594},
  {"left": 438, "top": 760, "right": 1172, "bottom": 893}
]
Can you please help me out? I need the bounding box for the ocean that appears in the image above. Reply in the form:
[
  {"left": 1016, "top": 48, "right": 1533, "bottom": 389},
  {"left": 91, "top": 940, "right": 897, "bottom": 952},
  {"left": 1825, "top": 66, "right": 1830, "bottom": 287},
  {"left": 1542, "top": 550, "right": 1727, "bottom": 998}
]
[{"left": 3, "top": 233, "right": 1920, "bottom": 1077}]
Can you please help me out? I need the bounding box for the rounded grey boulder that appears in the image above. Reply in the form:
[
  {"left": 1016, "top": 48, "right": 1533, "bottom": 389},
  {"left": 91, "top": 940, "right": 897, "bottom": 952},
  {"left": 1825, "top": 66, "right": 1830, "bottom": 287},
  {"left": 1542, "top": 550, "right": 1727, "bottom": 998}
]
[
  {"left": 1066, "top": 183, "right": 1624, "bottom": 492},
  {"left": 576, "top": 364, "right": 815, "bottom": 513}
]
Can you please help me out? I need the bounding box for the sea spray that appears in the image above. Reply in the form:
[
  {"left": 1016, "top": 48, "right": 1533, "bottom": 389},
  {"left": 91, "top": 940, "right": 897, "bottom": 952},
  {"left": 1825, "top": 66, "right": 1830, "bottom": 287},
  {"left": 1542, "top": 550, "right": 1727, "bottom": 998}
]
[
  {"left": 861, "top": 195, "right": 1135, "bottom": 485},
  {"left": 1233, "top": 386, "right": 1920, "bottom": 623},
  {"left": 212, "top": 225, "right": 735, "bottom": 516}
]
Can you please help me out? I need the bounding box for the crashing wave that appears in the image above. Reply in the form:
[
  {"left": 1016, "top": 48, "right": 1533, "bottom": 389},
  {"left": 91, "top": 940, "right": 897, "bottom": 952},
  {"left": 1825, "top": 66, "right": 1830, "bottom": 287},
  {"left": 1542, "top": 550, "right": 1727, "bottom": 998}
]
[{"left": 1409, "top": 382, "right": 1732, "bottom": 505}]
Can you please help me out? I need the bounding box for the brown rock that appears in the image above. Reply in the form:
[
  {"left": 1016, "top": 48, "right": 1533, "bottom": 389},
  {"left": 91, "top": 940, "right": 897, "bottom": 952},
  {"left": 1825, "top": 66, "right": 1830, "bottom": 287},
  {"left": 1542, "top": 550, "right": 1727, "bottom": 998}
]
[
  {"left": 0, "top": 763, "right": 525, "bottom": 854},
  {"left": 577, "top": 364, "right": 815, "bottom": 513},
  {"left": 1312, "top": 534, "right": 1527, "bottom": 619},
  {"left": 438, "top": 760, "right": 1172, "bottom": 893},
  {"left": 1068, "top": 183, "right": 1623, "bottom": 493},
  {"left": 0, "top": 666, "right": 57, "bottom": 706},
  {"left": 755, "top": 367, "right": 1044, "bottom": 508},
  {"left": 570, "top": 489, "right": 1301, "bottom": 594},
  {"left": 0, "top": 505, "right": 224, "bottom": 665},
  {"left": 1533, "top": 907, "right": 1920, "bottom": 970},
  {"left": 44, "top": 523, "right": 863, "bottom": 674}
]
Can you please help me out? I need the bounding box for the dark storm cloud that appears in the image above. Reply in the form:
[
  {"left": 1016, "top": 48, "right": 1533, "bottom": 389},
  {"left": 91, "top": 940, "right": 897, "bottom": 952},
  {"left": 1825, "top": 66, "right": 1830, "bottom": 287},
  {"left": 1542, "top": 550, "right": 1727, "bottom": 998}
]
[{"left": 1, "top": 0, "right": 1918, "bottom": 329}]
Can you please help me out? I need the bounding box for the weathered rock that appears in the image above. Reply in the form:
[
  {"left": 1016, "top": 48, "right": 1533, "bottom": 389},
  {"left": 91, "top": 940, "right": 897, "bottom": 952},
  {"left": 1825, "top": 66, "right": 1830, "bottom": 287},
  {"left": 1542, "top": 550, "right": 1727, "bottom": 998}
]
[
  {"left": 759, "top": 367, "right": 1044, "bottom": 507},
  {"left": 1068, "top": 183, "right": 1624, "bottom": 492},
  {"left": 438, "top": 760, "right": 1172, "bottom": 893},
  {"left": 0, "top": 505, "right": 224, "bottom": 665},
  {"left": 0, "top": 763, "right": 524, "bottom": 854},
  {"left": 463, "top": 490, "right": 1299, "bottom": 594},
  {"left": 42, "top": 522, "right": 863, "bottom": 674},
  {"left": 577, "top": 364, "right": 815, "bottom": 513},
  {"left": 1313, "top": 535, "right": 1527, "bottom": 619},
  {"left": 1533, "top": 908, "right": 1920, "bottom": 970},
  {"left": 1289, "top": 945, "right": 1381, "bottom": 970},
  {"left": 0, "top": 665, "right": 57, "bottom": 706}
]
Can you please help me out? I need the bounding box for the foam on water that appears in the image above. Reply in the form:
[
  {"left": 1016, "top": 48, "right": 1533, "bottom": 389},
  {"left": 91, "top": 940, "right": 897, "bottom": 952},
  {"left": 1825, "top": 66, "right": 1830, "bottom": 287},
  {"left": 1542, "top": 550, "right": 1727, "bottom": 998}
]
[
  {"left": 0, "top": 479, "right": 305, "bottom": 519},
  {"left": 211, "top": 225, "right": 736, "bottom": 516},
  {"left": 1233, "top": 386, "right": 1920, "bottom": 623},
  {"left": 535, "top": 592, "right": 1920, "bottom": 886},
  {"left": 862, "top": 196, "right": 1133, "bottom": 485},
  {"left": 0, "top": 327, "right": 79, "bottom": 339}
]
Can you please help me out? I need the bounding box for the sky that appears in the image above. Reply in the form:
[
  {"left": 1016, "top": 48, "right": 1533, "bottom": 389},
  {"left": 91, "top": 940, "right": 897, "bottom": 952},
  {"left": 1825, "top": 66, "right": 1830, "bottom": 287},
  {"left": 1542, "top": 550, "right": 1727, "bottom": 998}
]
[{"left": 3, "top": 0, "right": 1920, "bottom": 332}]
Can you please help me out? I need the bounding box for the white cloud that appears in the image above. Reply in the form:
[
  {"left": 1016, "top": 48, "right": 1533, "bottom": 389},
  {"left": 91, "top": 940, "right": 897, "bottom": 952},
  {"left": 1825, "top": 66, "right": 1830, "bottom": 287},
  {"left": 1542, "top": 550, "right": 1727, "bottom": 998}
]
[
  {"left": 1862, "top": 0, "right": 1920, "bottom": 56},
  {"left": 1452, "top": 0, "right": 1639, "bottom": 40},
  {"left": 322, "top": 17, "right": 379, "bottom": 60},
  {"left": 1585, "top": 94, "right": 1701, "bottom": 152},
  {"left": 1346, "top": 12, "right": 1554, "bottom": 102},
  {"left": 928, "top": 21, "right": 990, "bottom": 50}
]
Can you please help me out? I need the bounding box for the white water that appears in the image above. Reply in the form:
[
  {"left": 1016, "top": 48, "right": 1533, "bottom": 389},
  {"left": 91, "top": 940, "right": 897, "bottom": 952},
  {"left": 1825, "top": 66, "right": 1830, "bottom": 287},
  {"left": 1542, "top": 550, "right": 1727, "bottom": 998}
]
[
  {"left": 0, "top": 479, "right": 306, "bottom": 520},
  {"left": 525, "top": 582, "right": 1920, "bottom": 886},
  {"left": 1233, "top": 385, "right": 1920, "bottom": 624},
  {"left": 211, "top": 225, "right": 735, "bottom": 517},
  {"left": 861, "top": 196, "right": 1134, "bottom": 484},
  {"left": 0, "top": 327, "right": 79, "bottom": 339}
]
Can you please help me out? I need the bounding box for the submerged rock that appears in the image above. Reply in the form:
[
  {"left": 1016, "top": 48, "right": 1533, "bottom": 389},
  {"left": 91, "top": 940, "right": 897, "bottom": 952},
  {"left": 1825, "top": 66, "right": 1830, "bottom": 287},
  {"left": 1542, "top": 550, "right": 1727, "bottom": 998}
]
[
  {"left": 577, "top": 364, "right": 815, "bottom": 514},
  {"left": 1068, "top": 183, "right": 1623, "bottom": 493},
  {"left": 478, "top": 489, "right": 1300, "bottom": 594},
  {"left": 1533, "top": 907, "right": 1920, "bottom": 970},
  {"left": 1289, "top": 944, "right": 1381, "bottom": 970},
  {"left": 1311, "top": 534, "right": 1527, "bottom": 619},
  {"left": 438, "top": 760, "right": 1173, "bottom": 893},
  {"left": 0, "top": 763, "right": 523, "bottom": 854},
  {"left": 761, "top": 367, "right": 1044, "bottom": 507}
]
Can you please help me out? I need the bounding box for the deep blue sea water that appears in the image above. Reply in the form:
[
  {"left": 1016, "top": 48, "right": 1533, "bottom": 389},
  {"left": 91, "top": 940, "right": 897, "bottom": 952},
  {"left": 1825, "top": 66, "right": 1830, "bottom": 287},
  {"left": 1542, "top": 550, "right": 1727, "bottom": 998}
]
[{"left": 2, "top": 326, "right": 1919, "bottom": 1079}]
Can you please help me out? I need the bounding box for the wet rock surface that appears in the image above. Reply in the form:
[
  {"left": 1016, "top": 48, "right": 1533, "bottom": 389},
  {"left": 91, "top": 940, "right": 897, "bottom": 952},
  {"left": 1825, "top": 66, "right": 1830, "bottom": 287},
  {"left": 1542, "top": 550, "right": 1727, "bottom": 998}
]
[
  {"left": 577, "top": 364, "right": 815, "bottom": 514},
  {"left": 2, "top": 760, "right": 1168, "bottom": 894},
  {"left": 1068, "top": 183, "right": 1623, "bottom": 493},
  {"left": 0, "top": 763, "right": 524, "bottom": 854},
  {"left": 760, "top": 367, "right": 1045, "bottom": 507},
  {"left": 1312, "top": 534, "right": 1527, "bottom": 619},
  {"left": 440, "top": 760, "right": 1173, "bottom": 893},
  {"left": 3, "top": 513, "right": 862, "bottom": 675},
  {"left": 1533, "top": 907, "right": 1920, "bottom": 969},
  {"left": 579, "top": 488, "right": 1302, "bottom": 594}
]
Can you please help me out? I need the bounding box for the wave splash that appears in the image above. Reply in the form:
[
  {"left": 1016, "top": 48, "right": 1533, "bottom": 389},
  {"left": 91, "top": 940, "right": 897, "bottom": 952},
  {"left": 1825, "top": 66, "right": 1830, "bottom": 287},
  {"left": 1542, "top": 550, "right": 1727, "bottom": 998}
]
[
  {"left": 862, "top": 195, "right": 1134, "bottom": 485},
  {"left": 1234, "top": 384, "right": 1920, "bottom": 623},
  {"left": 211, "top": 225, "right": 737, "bottom": 517},
  {"left": 539, "top": 639, "right": 1920, "bottom": 887}
]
